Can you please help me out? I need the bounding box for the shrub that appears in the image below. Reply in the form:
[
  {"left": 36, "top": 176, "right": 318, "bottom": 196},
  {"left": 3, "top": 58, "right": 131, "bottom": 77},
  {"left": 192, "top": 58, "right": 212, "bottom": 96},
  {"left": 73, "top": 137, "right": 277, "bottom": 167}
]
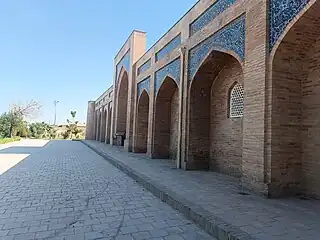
[{"left": 0, "top": 137, "right": 21, "bottom": 144}]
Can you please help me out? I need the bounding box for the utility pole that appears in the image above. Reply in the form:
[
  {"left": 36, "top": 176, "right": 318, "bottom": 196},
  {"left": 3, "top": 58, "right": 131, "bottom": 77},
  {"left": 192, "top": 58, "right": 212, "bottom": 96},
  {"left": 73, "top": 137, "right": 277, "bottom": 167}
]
[{"left": 53, "top": 100, "right": 59, "bottom": 126}]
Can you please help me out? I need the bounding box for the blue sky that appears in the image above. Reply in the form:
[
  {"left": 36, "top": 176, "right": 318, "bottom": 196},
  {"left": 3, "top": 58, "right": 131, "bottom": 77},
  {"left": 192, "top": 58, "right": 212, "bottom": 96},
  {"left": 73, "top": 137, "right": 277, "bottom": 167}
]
[{"left": 0, "top": 0, "right": 196, "bottom": 125}]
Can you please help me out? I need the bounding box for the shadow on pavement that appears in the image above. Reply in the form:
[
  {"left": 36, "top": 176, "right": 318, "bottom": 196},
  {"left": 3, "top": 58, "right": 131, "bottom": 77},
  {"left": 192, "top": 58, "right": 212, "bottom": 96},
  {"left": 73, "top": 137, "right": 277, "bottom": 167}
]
[
  {"left": 0, "top": 139, "right": 51, "bottom": 175},
  {"left": 0, "top": 146, "right": 47, "bottom": 154}
]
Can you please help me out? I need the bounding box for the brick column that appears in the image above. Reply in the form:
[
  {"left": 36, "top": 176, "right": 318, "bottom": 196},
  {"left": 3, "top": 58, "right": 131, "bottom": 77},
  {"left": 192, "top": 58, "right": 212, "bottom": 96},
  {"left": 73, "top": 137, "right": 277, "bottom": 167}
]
[
  {"left": 147, "top": 72, "right": 155, "bottom": 158},
  {"left": 241, "top": 0, "right": 268, "bottom": 195},
  {"left": 181, "top": 47, "right": 190, "bottom": 170},
  {"left": 132, "top": 65, "right": 138, "bottom": 153},
  {"left": 124, "top": 62, "right": 135, "bottom": 152},
  {"left": 177, "top": 46, "right": 187, "bottom": 169},
  {"left": 110, "top": 64, "right": 117, "bottom": 146},
  {"left": 105, "top": 106, "right": 112, "bottom": 144},
  {"left": 85, "top": 101, "right": 96, "bottom": 140}
]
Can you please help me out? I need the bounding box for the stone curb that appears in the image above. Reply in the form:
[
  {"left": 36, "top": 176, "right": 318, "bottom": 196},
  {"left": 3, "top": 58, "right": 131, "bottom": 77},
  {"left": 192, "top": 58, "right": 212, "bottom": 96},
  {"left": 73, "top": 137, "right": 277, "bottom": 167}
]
[{"left": 81, "top": 140, "right": 255, "bottom": 240}]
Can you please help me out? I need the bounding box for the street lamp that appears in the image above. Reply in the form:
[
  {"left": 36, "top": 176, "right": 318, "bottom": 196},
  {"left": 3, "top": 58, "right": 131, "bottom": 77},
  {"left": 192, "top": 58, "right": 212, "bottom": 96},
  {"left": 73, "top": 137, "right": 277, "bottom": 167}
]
[{"left": 53, "top": 100, "right": 59, "bottom": 126}]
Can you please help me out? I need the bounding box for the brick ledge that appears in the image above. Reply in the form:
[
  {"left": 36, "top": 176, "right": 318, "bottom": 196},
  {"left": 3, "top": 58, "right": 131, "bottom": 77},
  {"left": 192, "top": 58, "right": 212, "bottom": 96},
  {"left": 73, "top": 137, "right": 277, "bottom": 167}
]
[{"left": 81, "top": 140, "right": 254, "bottom": 240}]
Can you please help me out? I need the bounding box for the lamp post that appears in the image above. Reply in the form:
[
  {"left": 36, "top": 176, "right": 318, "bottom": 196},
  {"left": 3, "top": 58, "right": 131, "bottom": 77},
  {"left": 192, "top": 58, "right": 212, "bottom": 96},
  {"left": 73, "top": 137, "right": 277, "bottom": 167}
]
[{"left": 53, "top": 100, "right": 59, "bottom": 126}]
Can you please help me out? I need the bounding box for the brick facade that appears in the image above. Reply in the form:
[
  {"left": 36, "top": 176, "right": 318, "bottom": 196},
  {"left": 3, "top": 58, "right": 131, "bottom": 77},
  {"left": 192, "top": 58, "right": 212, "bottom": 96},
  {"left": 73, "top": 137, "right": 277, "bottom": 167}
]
[{"left": 85, "top": 0, "right": 320, "bottom": 198}]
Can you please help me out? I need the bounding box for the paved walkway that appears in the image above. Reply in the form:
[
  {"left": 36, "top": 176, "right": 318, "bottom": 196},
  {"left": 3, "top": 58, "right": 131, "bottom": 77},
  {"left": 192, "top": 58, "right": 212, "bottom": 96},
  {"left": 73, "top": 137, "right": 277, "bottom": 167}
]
[
  {"left": 83, "top": 140, "right": 320, "bottom": 240},
  {"left": 0, "top": 140, "right": 214, "bottom": 240}
]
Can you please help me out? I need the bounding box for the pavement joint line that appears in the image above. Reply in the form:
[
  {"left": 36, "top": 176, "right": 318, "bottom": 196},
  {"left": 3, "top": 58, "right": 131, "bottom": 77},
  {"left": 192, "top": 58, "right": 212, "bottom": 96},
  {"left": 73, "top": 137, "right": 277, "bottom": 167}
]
[{"left": 80, "top": 140, "right": 255, "bottom": 240}]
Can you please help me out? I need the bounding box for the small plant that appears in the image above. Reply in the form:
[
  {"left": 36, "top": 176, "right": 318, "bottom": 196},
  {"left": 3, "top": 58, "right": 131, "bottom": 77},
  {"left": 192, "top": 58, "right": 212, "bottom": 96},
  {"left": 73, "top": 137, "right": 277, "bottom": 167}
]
[{"left": 64, "top": 111, "right": 82, "bottom": 139}]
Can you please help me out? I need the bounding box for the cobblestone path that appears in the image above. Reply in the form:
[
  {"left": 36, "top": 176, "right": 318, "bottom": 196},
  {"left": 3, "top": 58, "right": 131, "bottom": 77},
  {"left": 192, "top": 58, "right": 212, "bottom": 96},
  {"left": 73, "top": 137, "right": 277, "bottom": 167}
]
[{"left": 0, "top": 140, "right": 214, "bottom": 240}]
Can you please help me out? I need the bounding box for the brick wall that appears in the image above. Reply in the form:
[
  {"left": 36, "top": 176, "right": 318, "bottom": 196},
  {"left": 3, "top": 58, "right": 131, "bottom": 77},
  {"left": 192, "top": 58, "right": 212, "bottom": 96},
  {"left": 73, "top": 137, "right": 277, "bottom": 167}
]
[
  {"left": 136, "top": 92, "right": 149, "bottom": 153},
  {"left": 153, "top": 78, "right": 178, "bottom": 158},
  {"left": 302, "top": 39, "right": 320, "bottom": 198},
  {"left": 270, "top": 3, "right": 320, "bottom": 197},
  {"left": 116, "top": 72, "right": 129, "bottom": 136},
  {"left": 301, "top": 3, "right": 320, "bottom": 198},
  {"left": 188, "top": 52, "right": 236, "bottom": 171},
  {"left": 210, "top": 57, "right": 243, "bottom": 178}
]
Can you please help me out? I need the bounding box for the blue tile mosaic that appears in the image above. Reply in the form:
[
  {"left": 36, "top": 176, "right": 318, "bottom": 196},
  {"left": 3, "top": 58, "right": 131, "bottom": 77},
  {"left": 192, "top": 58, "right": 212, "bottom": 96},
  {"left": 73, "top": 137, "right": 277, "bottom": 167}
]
[
  {"left": 137, "top": 59, "right": 151, "bottom": 75},
  {"left": 116, "top": 51, "right": 130, "bottom": 84},
  {"left": 188, "top": 15, "right": 245, "bottom": 80},
  {"left": 155, "top": 35, "right": 181, "bottom": 62},
  {"left": 155, "top": 57, "right": 181, "bottom": 93},
  {"left": 137, "top": 76, "right": 151, "bottom": 98},
  {"left": 269, "top": 0, "right": 310, "bottom": 51},
  {"left": 190, "top": 0, "right": 238, "bottom": 36}
]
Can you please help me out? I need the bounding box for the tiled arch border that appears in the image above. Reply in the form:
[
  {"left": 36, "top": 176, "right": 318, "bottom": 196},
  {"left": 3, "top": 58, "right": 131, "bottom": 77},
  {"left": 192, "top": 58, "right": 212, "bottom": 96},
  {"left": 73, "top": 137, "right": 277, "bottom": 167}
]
[
  {"left": 269, "top": 0, "right": 316, "bottom": 60},
  {"left": 137, "top": 76, "right": 151, "bottom": 99},
  {"left": 115, "top": 51, "right": 131, "bottom": 86},
  {"left": 155, "top": 58, "right": 181, "bottom": 95},
  {"left": 269, "top": 0, "right": 312, "bottom": 52},
  {"left": 188, "top": 15, "right": 246, "bottom": 81}
]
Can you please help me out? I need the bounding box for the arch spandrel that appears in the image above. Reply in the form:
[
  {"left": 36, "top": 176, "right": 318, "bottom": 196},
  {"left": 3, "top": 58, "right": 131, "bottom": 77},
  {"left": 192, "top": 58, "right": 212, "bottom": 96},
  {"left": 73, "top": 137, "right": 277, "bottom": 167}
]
[
  {"left": 188, "top": 15, "right": 245, "bottom": 81},
  {"left": 137, "top": 76, "right": 151, "bottom": 99},
  {"left": 269, "top": 0, "right": 314, "bottom": 53},
  {"left": 155, "top": 58, "right": 181, "bottom": 95}
]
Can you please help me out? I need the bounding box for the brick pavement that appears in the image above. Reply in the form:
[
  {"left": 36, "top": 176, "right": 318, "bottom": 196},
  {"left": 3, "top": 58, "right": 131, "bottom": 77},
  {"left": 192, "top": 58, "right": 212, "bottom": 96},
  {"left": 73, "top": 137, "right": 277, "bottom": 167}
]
[
  {"left": 0, "top": 140, "right": 214, "bottom": 240},
  {"left": 82, "top": 140, "right": 320, "bottom": 240}
]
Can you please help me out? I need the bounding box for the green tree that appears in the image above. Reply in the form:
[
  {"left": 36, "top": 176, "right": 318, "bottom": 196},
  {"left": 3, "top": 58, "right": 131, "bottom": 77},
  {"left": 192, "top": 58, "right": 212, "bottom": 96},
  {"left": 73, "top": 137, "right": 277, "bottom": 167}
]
[
  {"left": 6, "top": 100, "right": 42, "bottom": 138},
  {"left": 0, "top": 113, "right": 11, "bottom": 138},
  {"left": 16, "top": 120, "right": 28, "bottom": 138},
  {"left": 65, "top": 111, "right": 82, "bottom": 139},
  {"left": 0, "top": 100, "right": 42, "bottom": 139},
  {"left": 27, "top": 122, "right": 53, "bottom": 139},
  {"left": 5, "top": 111, "right": 23, "bottom": 138}
]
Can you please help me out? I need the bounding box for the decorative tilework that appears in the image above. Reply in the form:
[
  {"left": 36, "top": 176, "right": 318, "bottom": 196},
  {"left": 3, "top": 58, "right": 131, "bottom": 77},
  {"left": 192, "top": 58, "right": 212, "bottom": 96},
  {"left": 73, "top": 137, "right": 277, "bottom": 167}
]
[
  {"left": 190, "top": 0, "right": 238, "bottom": 36},
  {"left": 137, "top": 59, "right": 151, "bottom": 75},
  {"left": 137, "top": 76, "right": 151, "bottom": 98},
  {"left": 269, "top": 0, "right": 310, "bottom": 51},
  {"left": 188, "top": 15, "right": 245, "bottom": 80},
  {"left": 116, "top": 51, "right": 130, "bottom": 84},
  {"left": 155, "top": 35, "right": 181, "bottom": 62},
  {"left": 155, "top": 58, "right": 181, "bottom": 93}
]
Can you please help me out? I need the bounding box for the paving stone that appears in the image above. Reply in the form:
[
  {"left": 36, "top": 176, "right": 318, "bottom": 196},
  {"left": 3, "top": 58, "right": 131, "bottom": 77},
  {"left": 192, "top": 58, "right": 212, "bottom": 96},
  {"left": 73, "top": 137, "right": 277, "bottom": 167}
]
[
  {"left": 28, "top": 224, "right": 48, "bottom": 232},
  {"left": 85, "top": 231, "right": 104, "bottom": 239},
  {"left": 164, "top": 235, "right": 184, "bottom": 240},
  {"left": 120, "top": 226, "right": 140, "bottom": 234},
  {"left": 8, "top": 227, "right": 28, "bottom": 235},
  {"left": 2, "top": 223, "right": 22, "bottom": 230},
  {"left": 0, "top": 140, "right": 213, "bottom": 240},
  {"left": 0, "top": 230, "right": 9, "bottom": 236},
  {"left": 64, "top": 234, "right": 85, "bottom": 240},
  {"left": 136, "top": 223, "right": 155, "bottom": 231},
  {"left": 150, "top": 229, "right": 169, "bottom": 238},
  {"left": 132, "top": 230, "right": 152, "bottom": 239},
  {"left": 35, "top": 230, "right": 55, "bottom": 238},
  {"left": 13, "top": 232, "right": 35, "bottom": 240},
  {"left": 116, "top": 235, "right": 135, "bottom": 240}
]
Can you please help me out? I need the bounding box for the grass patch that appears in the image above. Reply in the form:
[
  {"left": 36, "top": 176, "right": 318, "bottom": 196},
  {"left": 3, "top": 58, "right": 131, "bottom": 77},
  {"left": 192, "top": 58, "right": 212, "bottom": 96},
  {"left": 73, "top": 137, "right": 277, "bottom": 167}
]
[{"left": 0, "top": 137, "right": 21, "bottom": 144}]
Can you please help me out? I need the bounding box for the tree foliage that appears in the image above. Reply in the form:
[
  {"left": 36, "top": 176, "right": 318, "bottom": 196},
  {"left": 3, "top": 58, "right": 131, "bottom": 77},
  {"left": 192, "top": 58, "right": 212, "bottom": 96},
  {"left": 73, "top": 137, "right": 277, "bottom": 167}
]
[
  {"left": 0, "top": 100, "right": 42, "bottom": 138},
  {"left": 0, "top": 113, "right": 11, "bottom": 138},
  {"left": 28, "top": 122, "right": 56, "bottom": 139},
  {"left": 0, "top": 111, "right": 25, "bottom": 138},
  {"left": 64, "top": 111, "right": 82, "bottom": 139}
]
